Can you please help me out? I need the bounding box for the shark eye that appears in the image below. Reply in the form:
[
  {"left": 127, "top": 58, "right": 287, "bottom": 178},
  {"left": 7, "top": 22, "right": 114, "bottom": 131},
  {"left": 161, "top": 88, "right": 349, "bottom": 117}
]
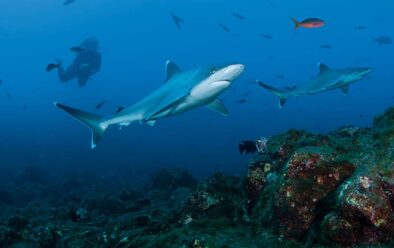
[{"left": 210, "top": 67, "right": 217, "bottom": 74}]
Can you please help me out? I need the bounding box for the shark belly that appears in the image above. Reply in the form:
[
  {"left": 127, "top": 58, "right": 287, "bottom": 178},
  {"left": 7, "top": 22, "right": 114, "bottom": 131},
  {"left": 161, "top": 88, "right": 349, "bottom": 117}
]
[{"left": 148, "top": 95, "right": 207, "bottom": 120}]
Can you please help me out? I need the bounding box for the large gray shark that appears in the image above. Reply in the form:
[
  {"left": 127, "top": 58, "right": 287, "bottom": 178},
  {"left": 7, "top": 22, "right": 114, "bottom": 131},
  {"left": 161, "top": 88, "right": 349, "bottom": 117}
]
[
  {"left": 55, "top": 61, "right": 244, "bottom": 148},
  {"left": 258, "top": 63, "right": 373, "bottom": 107}
]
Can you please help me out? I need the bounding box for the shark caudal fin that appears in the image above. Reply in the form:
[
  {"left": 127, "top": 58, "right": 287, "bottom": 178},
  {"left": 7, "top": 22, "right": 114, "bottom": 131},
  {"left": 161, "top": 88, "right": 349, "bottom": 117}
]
[
  {"left": 54, "top": 102, "right": 109, "bottom": 149},
  {"left": 291, "top": 18, "right": 301, "bottom": 30},
  {"left": 257, "top": 81, "right": 289, "bottom": 108}
]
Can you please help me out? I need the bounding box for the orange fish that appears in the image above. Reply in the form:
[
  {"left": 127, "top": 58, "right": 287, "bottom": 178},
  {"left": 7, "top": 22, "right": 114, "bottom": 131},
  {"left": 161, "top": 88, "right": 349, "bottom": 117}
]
[{"left": 291, "top": 18, "right": 325, "bottom": 30}]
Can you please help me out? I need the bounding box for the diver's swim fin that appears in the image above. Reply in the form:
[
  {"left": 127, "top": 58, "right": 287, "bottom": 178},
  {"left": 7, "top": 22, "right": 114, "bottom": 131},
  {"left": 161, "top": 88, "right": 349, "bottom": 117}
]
[{"left": 54, "top": 102, "right": 109, "bottom": 149}]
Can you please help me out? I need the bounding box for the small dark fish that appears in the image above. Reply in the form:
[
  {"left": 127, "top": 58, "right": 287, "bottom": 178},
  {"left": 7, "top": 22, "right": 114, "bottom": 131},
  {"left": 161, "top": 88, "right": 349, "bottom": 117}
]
[
  {"left": 276, "top": 75, "right": 284, "bottom": 79},
  {"left": 115, "top": 106, "right": 125, "bottom": 114},
  {"left": 0, "top": 79, "right": 2, "bottom": 85},
  {"left": 219, "top": 23, "right": 230, "bottom": 33},
  {"left": 70, "top": 46, "right": 85, "bottom": 53},
  {"left": 354, "top": 25, "right": 366, "bottom": 30},
  {"left": 64, "top": 0, "right": 75, "bottom": 5},
  {"left": 243, "top": 91, "right": 250, "bottom": 97},
  {"left": 291, "top": 18, "right": 325, "bottom": 30},
  {"left": 260, "top": 33, "right": 273, "bottom": 40},
  {"left": 170, "top": 12, "right": 184, "bottom": 30},
  {"left": 373, "top": 36, "right": 392, "bottom": 45},
  {"left": 232, "top": 12, "right": 245, "bottom": 20},
  {"left": 6, "top": 92, "right": 11, "bottom": 99},
  {"left": 95, "top": 100, "right": 107, "bottom": 110},
  {"left": 284, "top": 86, "right": 297, "bottom": 91},
  {"left": 320, "top": 44, "right": 332, "bottom": 49},
  {"left": 374, "top": 18, "right": 385, "bottom": 23},
  {"left": 46, "top": 63, "right": 59, "bottom": 72},
  {"left": 236, "top": 99, "right": 247, "bottom": 104},
  {"left": 239, "top": 141, "right": 257, "bottom": 154},
  {"left": 23, "top": 105, "right": 27, "bottom": 110},
  {"left": 269, "top": 56, "right": 276, "bottom": 60}
]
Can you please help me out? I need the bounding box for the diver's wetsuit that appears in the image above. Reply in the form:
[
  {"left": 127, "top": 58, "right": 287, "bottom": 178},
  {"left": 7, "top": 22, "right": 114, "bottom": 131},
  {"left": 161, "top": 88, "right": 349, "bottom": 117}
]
[{"left": 58, "top": 50, "right": 101, "bottom": 87}]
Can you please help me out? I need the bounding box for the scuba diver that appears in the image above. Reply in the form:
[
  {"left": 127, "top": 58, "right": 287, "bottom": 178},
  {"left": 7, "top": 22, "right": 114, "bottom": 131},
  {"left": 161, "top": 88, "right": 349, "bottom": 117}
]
[{"left": 47, "top": 37, "right": 101, "bottom": 87}]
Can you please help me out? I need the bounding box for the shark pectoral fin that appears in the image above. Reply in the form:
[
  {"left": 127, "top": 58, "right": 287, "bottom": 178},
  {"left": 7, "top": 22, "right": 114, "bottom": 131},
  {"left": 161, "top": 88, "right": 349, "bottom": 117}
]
[
  {"left": 340, "top": 85, "right": 350, "bottom": 95},
  {"left": 146, "top": 120, "right": 157, "bottom": 126},
  {"left": 165, "top": 61, "right": 182, "bottom": 81},
  {"left": 206, "top": 99, "right": 229, "bottom": 116},
  {"left": 279, "top": 97, "right": 287, "bottom": 108}
]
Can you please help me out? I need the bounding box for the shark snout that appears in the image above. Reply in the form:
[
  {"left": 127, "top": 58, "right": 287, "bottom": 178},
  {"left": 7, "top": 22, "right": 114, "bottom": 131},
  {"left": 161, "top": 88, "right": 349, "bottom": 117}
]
[
  {"left": 358, "top": 67, "right": 374, "bottom": 77},
  {"left": 224, "top": 64, "right": 245, "bottom": 81},
  {"left": 364, "top": 68, "right": 373, "bottom": 75}
]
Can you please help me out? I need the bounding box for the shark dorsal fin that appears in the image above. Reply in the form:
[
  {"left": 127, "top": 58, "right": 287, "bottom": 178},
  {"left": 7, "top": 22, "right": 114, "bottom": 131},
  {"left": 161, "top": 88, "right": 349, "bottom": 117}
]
[
  {"left": 340, "top": 85, "right": 349, "bottom": 94},
  {"left": 318, "top": 63, "right": 330, "bottom": 74},
  {"left": 165, "top": 61, "right": 182, "bottom": 81}
]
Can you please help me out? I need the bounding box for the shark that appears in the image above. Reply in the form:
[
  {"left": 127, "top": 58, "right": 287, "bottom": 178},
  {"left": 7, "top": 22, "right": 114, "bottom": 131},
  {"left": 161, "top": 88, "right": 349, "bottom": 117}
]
[
  {"left": 257, "top": 63, "right": 373, "bottom": 107},
  {"left": 55, "top": 61, "right": 245, "bottom": 148}
]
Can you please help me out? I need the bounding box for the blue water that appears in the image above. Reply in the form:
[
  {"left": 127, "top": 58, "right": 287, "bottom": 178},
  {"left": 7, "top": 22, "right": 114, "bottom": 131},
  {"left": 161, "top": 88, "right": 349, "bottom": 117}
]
[{"left": 0, "top": 0, "right": 392, "bottom": 182}]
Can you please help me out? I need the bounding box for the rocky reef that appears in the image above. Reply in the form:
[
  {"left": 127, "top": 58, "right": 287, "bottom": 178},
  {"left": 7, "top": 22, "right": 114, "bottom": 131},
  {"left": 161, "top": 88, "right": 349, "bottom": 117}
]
[
  {"left": 246, "top": 107, "right": 394, "bottom": 247},
  {"left": 0, "top": 107, "right": 393, "bottom": 247}
]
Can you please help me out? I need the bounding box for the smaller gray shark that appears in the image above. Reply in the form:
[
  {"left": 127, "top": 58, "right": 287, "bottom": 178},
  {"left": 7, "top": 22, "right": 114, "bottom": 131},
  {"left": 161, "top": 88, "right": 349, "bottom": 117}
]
[{"left": 258, "top": 63, "right": 373, "bottom": 107}]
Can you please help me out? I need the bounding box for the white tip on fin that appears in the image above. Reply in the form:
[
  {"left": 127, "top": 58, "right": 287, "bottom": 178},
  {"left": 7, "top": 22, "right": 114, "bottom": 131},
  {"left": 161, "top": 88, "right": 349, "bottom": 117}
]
[
  {"left": 206, "top": 99, "right": 229, "bottom": 116},
  {"left": 146, "top": 120, "right": 157, "bottom": 126},
  {"left": 165, "top": 61, "right": 182, "bottom": 81}
]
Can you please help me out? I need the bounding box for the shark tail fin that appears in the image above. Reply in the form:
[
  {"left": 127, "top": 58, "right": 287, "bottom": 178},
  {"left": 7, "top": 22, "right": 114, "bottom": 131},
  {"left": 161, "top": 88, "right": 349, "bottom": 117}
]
[
  {"left": 257, "top": 81, "right": 289, "bottom": 108},
  {"left": 54, "top": 102, "right": 109, "bottom": 149},
  {"left": 291, "top": 18, "right": 301, "bottom": 30}
]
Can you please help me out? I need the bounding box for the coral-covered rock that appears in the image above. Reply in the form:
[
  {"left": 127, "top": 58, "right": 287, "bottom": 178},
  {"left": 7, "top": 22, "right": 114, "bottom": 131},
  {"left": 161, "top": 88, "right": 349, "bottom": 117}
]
[
  {"left": 321, "top": 172, "right": 394, "bottom": 245},
  {"left": 265, "top": 130, "right": 321, "bottom": 162},
  {"left": 274, "top": 146, "right": 355, "bottom": 239},
  {"left": 321, "top": 211, "right": 373, "bottom": 245},
  {"left": 182, "top": 173, "right": 244, "bottom": 221},
  {"left": 339, "top": 175, "right": 394, "bottom": 231},
  {"left": 7, "top": 216, "right": 29, "bottom": 230},
  {"left": 117, "top": 189, "right": 143, "bottom": 202},
  {"left": 243, "top": 161, "right": 266, "bottom": 212},
  {"left": 149, "top": 168, "right": 198, "bottom": 192}
]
